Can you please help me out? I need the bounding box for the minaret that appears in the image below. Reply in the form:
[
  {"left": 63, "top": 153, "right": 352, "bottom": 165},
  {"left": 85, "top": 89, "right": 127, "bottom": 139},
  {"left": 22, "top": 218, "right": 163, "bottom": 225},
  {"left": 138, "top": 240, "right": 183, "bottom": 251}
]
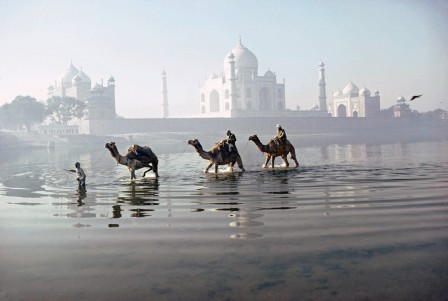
[
  {"left": 161, "top": 70, "right": 169, "bottom": 118},
  {"left": 229, "top": 53, "right": 237, "bottom": 111},
  {"left": 318, "top": 61, "right": 327, "bottom": 113}
]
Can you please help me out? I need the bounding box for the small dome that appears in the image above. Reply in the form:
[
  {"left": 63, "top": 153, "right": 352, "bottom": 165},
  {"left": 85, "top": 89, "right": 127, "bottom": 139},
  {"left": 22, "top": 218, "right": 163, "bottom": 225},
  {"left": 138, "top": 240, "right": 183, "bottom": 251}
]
[
  {"left": 343, "top": 81, "right": 359, "bottom": 96},
  {"left": 61, "top": 63, "right": 79, "bottom": 84},
  {"left": 108, "top": 76, "right": 115, "bottom": 83},
  {"left": 264, "top": 70, "right": 275, "bottom": 78},
  {"left": 374, "top": 89, "right": 380, "bottom": 95},
  {"left": 359, "top": 85, "right": 370, "bottom": 96},
  {"left": 92, "top": 83, "right": 102, "bottom": 91},
  {"left": 397, "top": 96, "right": 406, "bottom": 103},
  {"left": 333, "top": 89, "right": 342, "bottom": 97},
  {"left": 77, "top": 69, "right": 91, "bottom": 83},
  {"left": 208, "top": 74, "right": 218, "bottom": 80},
  {"left": 72, "top": 74, "right": 82, "bottom": 85},
  {"left": 48, "top": 84, "right": 54, "bottom": 91}
]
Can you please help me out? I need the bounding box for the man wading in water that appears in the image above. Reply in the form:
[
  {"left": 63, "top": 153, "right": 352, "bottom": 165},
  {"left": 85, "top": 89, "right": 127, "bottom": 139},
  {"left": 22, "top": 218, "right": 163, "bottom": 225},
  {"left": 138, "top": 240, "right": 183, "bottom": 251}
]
[{"left": 75, "top": 162, "right": 86, "bottom": 188}]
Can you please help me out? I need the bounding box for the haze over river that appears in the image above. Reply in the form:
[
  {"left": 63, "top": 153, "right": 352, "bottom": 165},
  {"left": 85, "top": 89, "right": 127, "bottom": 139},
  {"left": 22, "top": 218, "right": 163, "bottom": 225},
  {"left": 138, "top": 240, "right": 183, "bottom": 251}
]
[{"left": 1, "top": 134, "right": 447, "bottom": 301}]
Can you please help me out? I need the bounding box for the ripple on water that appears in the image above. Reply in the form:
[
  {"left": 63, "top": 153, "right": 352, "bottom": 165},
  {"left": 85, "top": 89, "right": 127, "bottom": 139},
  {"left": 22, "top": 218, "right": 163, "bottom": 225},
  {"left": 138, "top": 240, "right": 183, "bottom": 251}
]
[{"left": 0, "top": 141, "right": 447, "bottom": 300}]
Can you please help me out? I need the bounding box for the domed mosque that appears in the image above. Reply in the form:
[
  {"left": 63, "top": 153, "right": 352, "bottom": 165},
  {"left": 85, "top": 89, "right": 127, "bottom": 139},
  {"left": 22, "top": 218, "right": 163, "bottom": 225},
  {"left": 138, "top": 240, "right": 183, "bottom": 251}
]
[
  {"left": 200, "top": 39, "right": 286, "bottom": 117},
  {"left": 47, "top": 62, "right": 117, "bottom": 125},
  {"left": 328, "top": 81, "right": 380, "bottom": 117}
]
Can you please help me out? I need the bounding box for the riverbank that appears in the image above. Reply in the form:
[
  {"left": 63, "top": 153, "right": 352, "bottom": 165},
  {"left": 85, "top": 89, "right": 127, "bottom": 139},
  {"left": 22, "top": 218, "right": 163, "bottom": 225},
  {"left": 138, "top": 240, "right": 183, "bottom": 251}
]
[{"left": 2, "top": 123, "right": 446, "bottom": 153}]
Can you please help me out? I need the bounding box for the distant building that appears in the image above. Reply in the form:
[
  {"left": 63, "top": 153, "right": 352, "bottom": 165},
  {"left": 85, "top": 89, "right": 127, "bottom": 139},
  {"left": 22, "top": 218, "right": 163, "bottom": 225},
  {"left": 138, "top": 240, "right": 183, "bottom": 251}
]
[
  {"left": 199, "top": 40, "right": 286, "bottom": 118},
  {"left": 47, "top": 63, "right": 116, "bottom": 133},
  {"left": 318, "top": 61, "right": 327, "bottom": 113},
  {"left": 394, "top": 96, "right": 411, "bottom": 118},
  {"left": 329, "top": 82, "right": 380, "bottom": 117},
  {"left": 39, "top": 124, "right": 79, "bottom": 135},
  {"left": 161, "top": 71, "right": 169, "bottom": 118}
]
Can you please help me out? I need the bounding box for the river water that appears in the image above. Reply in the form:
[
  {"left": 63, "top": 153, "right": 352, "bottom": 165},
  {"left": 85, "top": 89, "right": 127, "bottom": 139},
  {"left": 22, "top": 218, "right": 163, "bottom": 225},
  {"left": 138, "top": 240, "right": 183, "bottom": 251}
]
[{"left": 0, "top": 136, "right": 447, "bottom": 301}]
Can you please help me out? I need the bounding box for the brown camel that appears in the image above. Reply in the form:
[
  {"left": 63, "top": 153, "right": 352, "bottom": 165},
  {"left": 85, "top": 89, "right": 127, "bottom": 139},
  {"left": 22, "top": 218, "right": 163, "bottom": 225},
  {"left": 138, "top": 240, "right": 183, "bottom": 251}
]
[
  {"left": 188, "top": 139, "right": 245, "bottom": 173},
  {"left": 105, "top": 142, "right": 159, "bottom": 179},
  {"left": 248, "top": 135, "right": 299, "bottom": 168}
]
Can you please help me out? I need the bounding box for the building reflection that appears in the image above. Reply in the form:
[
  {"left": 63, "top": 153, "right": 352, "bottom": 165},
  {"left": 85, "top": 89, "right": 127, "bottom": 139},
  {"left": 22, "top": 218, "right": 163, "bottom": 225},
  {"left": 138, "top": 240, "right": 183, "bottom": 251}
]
[
  {"left": 229, "top": 207, "right": 264, "bottom": 239},
  {"left": 333, "top": 144, "right": 368, "bottom": 162}
]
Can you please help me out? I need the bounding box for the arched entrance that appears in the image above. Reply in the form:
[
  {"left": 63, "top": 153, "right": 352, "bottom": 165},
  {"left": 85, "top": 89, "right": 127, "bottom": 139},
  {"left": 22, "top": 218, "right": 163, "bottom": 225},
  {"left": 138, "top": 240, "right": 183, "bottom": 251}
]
[
  {"left": 210, "top": 90, "right": 220, "bottom": 112},
  {"left": 353, "top": 111, "right": 358, "bottom": 117},
  {"left": 259, "top": 87, "right": 271, "bottom": 110},
  {"left": 337, "top": 104, "right": 347, "bottom": 117}
]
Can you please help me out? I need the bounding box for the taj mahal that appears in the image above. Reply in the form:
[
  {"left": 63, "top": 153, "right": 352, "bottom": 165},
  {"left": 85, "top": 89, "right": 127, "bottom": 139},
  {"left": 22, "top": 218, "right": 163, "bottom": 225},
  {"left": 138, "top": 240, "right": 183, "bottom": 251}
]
[
  {"left": 199, "top": 40, "right": 286, "bottom": 118},
  {"left": 43, "top": 40, "right": 393, "bottom": 135},
  {"left": 199, "top": 40, "right": 381, "bottom": 118}
]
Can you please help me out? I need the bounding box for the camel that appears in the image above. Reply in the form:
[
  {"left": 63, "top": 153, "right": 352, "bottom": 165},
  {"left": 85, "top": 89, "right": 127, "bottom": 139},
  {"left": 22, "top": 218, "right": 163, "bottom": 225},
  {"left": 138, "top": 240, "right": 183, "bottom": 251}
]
[
  {"left": 188, "top": 139, "right": 245, "bottom": 173},
  {"left": 248, "top": 135, "right": 299, "bottom": 168},
  {"left": 105, "top": 142, "right": 159, "bottom": 179}
]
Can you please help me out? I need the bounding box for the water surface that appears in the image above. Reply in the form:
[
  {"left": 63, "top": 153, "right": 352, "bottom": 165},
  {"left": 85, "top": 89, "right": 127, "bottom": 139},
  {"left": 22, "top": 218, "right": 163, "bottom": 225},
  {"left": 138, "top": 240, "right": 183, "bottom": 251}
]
[{"left": 1, "top": 138, "right": 447, "bottom": 301}]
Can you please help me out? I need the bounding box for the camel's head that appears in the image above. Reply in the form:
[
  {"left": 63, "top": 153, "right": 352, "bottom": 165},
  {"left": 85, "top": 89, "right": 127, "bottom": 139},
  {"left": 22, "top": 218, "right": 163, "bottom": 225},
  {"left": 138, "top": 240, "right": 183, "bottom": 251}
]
[
  {"left": 188, "top": 139, "right": 202, "bottom": 149},
  {"left": 105, "top": 142, "right": 118, "bottom": 155},
  {"left": 105, "top": 142, "right": 115, "bottom": 150},
  {"left": 248, "top": 135, "right": 259, "bottom": 142}
]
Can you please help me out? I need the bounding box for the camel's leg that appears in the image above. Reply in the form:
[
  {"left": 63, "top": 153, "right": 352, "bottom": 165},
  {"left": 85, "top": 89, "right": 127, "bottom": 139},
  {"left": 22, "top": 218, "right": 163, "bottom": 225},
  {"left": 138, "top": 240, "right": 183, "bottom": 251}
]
[
  {"left": 204, "top": 162, "right": 213, "bottom": 173},
  {"left": 153, "top": 159, "right": 159, "bottom": 178},
  {"left": 263, "top": 155, "right": 271, "bottom": 168},
  {"left": 282, "top": 155, "right": 289, "bottom": 167},
  {"left": 236, "top": 154, "right": 245, "bottom": 171},
  {"left": 215, "top": 163, "right": 219, "bottom": 174},
  {"left": 271, "top": 156, "right": 276, "bottom": 168},
  {"left": 290, "top": 149, "right": 299, "bottom": 167},
  {"left": 130, "top": 169, "right": 136, "bottom": 180},
  {"left": 229, "top": 162, "right": 235, "bottom": 172},
  {"left": 142, "top": 166, "right": 153, "bottom": 177}
]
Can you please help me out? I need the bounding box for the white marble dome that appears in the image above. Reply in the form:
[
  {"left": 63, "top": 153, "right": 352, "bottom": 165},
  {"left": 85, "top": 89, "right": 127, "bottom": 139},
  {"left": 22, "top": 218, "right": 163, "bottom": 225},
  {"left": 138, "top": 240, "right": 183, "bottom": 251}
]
[
  {"left": 264, "top": 70, "right": 275, "bottom": 78},
  {"left": 333, "top": 89, "right": 342, "bottom": 97},
  {"left": 61, "top": 63, "right": 79, "bottom": 84},
  {"left": 223, "top": 41, "right": 258, "bottom": 75},
  {"left": 359, "top": 85, "right": 370, "bottom": 96},
  {"left": 72, "top": 74, "right": 82, "bottom": 85},
  {"left": 77, "top": 70, "right": 91, "bottom": 83},
  {"left": 397, "top": 96, "right": 406, "bottom": 103},
  {"left": 343, "top": 81, "right": 359, "bottom": 96}
]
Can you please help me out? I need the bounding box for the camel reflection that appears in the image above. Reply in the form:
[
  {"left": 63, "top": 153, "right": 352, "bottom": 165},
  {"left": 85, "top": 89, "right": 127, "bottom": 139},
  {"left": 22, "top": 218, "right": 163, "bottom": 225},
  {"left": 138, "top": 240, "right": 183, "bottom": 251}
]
[{"left": 115, "top": 179, "right": 159, "bottom": 218}]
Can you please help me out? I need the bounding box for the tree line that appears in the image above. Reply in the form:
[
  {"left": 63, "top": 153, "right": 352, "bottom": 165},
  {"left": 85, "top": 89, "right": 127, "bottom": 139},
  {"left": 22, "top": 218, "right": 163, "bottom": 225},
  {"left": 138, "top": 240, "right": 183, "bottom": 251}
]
[{"left": 0, "top": 96, "right": 85, "bottom": 132}]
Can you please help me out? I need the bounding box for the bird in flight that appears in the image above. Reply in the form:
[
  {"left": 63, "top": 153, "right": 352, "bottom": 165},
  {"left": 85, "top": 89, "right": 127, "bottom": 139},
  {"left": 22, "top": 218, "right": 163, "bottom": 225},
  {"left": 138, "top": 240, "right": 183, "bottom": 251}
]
[{"left": 410, "top": 94, "right": 422, "bottom": 101}]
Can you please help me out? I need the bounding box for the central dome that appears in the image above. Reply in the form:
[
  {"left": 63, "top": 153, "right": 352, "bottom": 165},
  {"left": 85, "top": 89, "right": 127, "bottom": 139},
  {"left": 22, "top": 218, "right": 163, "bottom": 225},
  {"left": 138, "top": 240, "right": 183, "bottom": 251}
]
[
  {"left": 223, "top": 41, "right": 258, "bottom": 76},
  {"left": 342, "top": 81, "right": 359, "bottom": 97},
  {"left": 61, "top": 63, "right": 79, "bottom": 84}
]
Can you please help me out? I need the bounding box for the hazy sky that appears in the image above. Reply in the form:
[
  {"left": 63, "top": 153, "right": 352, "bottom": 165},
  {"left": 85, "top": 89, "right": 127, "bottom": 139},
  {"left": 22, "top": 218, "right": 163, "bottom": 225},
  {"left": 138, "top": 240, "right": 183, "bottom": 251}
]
[{"left": 0, "top": 0, "right": 447, "bottom": 118}]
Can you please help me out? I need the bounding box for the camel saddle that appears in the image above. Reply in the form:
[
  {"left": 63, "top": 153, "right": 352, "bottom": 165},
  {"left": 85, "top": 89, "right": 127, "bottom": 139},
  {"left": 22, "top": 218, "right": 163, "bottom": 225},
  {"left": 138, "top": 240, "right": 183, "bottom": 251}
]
[
  {"left": 215, "top": 140, "right": 235, "bottom": 153},
  {"left": 128, "top": 144, "right": 154, "bottom": 162}
]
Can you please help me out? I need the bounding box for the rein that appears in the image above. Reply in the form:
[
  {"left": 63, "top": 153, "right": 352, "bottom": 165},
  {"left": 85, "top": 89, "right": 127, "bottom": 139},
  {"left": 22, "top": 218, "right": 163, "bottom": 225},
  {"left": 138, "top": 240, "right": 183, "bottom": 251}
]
[
  {"left": 160, "top": 144, "right": 190, "bottom": 162},
  {"left": 91, "top": 148, "right": 108, "bottom": 166}
]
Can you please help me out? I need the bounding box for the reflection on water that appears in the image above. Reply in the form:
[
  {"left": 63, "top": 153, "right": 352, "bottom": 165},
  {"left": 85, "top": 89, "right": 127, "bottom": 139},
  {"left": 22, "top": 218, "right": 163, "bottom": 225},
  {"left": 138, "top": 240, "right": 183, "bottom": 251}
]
[
  {"left": 0, "top": 140, "right": 447, "bottom": 300},
  {"left": 76, "top": 187, "right": 87, "bottom": 206},
  {"left": 118, "top": 180, "right": 160, "bottom": 206}
]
